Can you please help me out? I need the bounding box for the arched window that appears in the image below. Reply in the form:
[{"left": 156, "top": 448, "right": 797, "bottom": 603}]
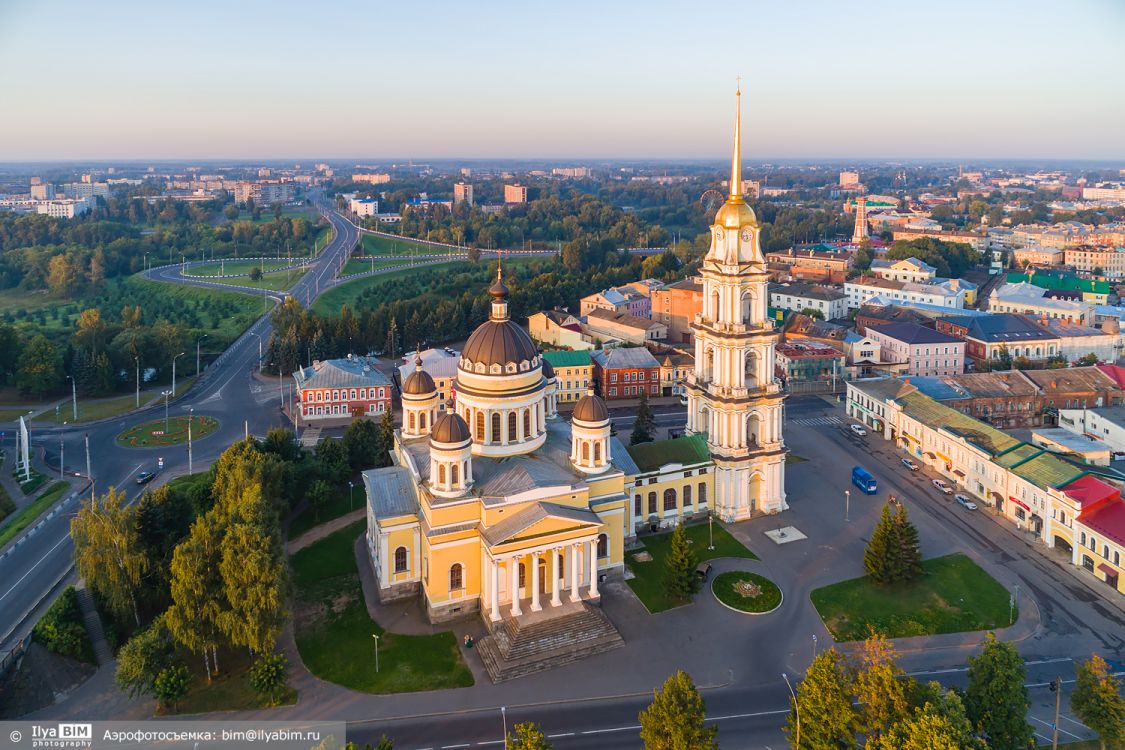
[
  {"left": 663, "top": 488, "right": 677, "bottom": 511},
  {"left": 684, "top": 485, "right": 692, "bottom": 508},
  {"left": 475, "top": 411, "right": 485, "bottom": 440},
  {"left": 449, "top": 563, "right": 463, "bottom": 591},
  {"left": 597, "top": 533, "right": 608, "bottom": 558},
  {"left": 491, "top": 412, "right": 501, "bottom": 444},
  {"left": 451, "top": 462, "right": 459, "bottom": 486},
  {"left": 523, "top": 409, "right": 531, "bottom": 438},
  {"left": 648, "top": 492, "right": 657, "bottom": 515},
  {"left": 408, "top": 412, "right": 416, "bottom": 430},
  {"left": 711, "top": 290, "right": 720, "bottom": 321},
  {"left": 581, "top": 442, "right": 590, "bottom": 461},
  {"left": 593, "top": 442, "right": 602, "bottom": 462},
  {"left": 393, "top": 546, "right": 408, "bottom": 573},
  {"left": 698, "top": 482, "right": 707, "bottom": 507},
  {"left": 508, "top": 411, "right": 517, "bottom": 441},
  {"left": 438, "top": 464, "right": 446, "bottom": 485},
  {"left": 634, "top": 494, "right": 642, "bottom": 515},
  {"left": 420, "top": 412, "right": 427, "bottom": 430},
  {"left": 518, "top": 563, "right": 526, "bottom": 588}
]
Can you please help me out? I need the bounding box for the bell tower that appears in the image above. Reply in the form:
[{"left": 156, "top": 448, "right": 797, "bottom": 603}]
[{"left": 684, "top": 86, "right": 787, "bottom": 521}]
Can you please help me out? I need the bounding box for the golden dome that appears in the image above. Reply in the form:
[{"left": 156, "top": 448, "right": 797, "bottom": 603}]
[{"left": 714, "top": 197, "right": 756, "bottom": 230}]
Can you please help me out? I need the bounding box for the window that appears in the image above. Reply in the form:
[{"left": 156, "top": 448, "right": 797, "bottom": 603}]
[
  {"left": 476, "top": 411, "right": 485, "bottom": 440},
  {"left": 634, "top": 494, "right": 642, "bottom": 516},
  {"left": 593, "top": 442, "right": 602, "bottom": 462},
  {"left": 393, "top": 546, "right": 408, "bottom": 573},
  {"left": 663, "top": 488, "right": 677, "bottom": 511},
  {"left": 597, "top": 534, "right": 608, "bottom": 558},
  {"left": 611, "top": 373, "right": 618, "bottom": 383},
  {"left": 419, "top": 412, "right": 427, "bottom": 430},
  {"left": 684, "top": 485, "right": 692, "bottom": 508},
  {"left": 451, "top": 463, "right": 459, "bottom": 486},
  {"left": 582, "top": 442, "right": 590, "bottom": 461},
  {"left": 523, "top": 409, "right": 531, "bottom": 438},
  {"left": 438, "top": 464, "right": 446, "bottom": 484},
  {"left": 350, "top": 389, "right": 357, "bottom": 400},
  {"left": 518, "top": 563, "right": 526, "bottom": 588},
  {"left": 648, "top": 492, "right": 657, "bottom": 515},
  {"left": 408, "top": 412, "right": 416, "bottom": 430},
  {"left": 698, "top": 482, "right": 707, "bottom": 506},
  {"left": 491, "top": 412, "right": 501, "bottom": 443},
  {"left": 449, "top": 563, "right": 463, "bottom": 591},
  {"left": 609, "top": 388, "right": 617, "bottom": 397},
  {"left": 508, "top": 411, "right": 517, "bottom": 441}
]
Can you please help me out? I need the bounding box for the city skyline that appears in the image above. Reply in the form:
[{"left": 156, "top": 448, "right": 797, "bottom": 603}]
[{"left": 2, "top": 0, "right": 1124, "bottom": 162}]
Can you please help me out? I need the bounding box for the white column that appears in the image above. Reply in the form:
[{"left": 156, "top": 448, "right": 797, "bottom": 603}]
[
  {"left": 550, "top": 549, "right": 562, "bottom": 607},
  {"left": 530, "top": 552, "right": 542, "bottom": 611},
  {"left": 569, "top": 543, "right": 581, "bottom": 602},
  {"left": 490, "top": 558, "right": 501, "bottom": 622},
  {"left": 589, "top": 539, "right": 600, "bottom": 598},
  {"left": 510, "top": 557, "right": 522, "bottom": 616}
]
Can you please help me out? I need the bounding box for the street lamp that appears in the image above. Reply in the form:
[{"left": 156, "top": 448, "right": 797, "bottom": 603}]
[
  {"left": 845, "top": 489, "right": 851, "bottom": 522},
  {"left": 782, "top": 673, "right": 800, "bottom": 749},
  {"left": 163, "top": 390, "right": 172, "bottom": 433},
  {"left": 348, "top": 480, "right": 355, "bottom": 510},
  {"left": 66, "top": 374, "right": 77, "bottom": 421},
  {"left": 134, "top": 356, "right": 141, "bottom": 409},
  {"left": 187, "top": 407, "right": 194, "bottom": 475},
  {"left": 196, "top": 334, "right": 208, "bottom": 377},
  {"left": 501, "top": 707, "right": 508, "bottom": 746},
  {"left": 708, "top": 510, "right": 715, "bottom": 551},
  {"left": 172, "top": 352, "right": 185, "bottom": 396},
  {"left": 250, "top": 331, "right": 263, "bottom": 370},
  {"left": 371, "top": 633, "right": 380, "bottom": 673},
  {"left": 811, "top": 634, "right": 818, "bottom": 663},
  {"left": 59, "top": 426, "right": 65, "bottom": 481}
]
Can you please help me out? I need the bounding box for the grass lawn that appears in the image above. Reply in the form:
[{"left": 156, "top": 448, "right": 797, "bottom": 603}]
[
  {"left": 810, "top": 553, "right": 1014, "bottom": 641},
  {"left": 164, "top": 645, "right": 296, "bottom": 715},
  {"left": 292, "top": 520, "right": 473, "bottom": 693},
  {"left": 0, "top": 408, "right": 34, "bottom": 422},
  {"left": 0, "top": 482, "right": 14, "bottom": 523},
  {"left": 361, "top": 233, "right": 447, "bottom": 256},
  {"left": 0, "top": 481, "right": 69, "bottom": 549},
  {"left": 712, "top": 571, "right": 782, "bottom": 613},
  {"left": 116, "top": 414, "right": 219, "bottom": 448},
  {"left": 287, "top": 486, "right": 361, "bottom": 540},
  {"left": 13, "top": 467, "right": 48, "bottom": 495},
  {"left": 340, "top": 257, "right": 438, "bottom": 276},
  {"left": 184, "top": 268, "right": 305, "bottom": 292},
  {"left": 184, "top": 259, "right": 292, "bottom": 277},
  {"left": 127, "top": 277, "right": 264, "bottom": 342},
  {"left": 238, "top": 209, "right": 317, "bottom": 225},
  {"left": 626, "top": 521, "right": 758, "bottom": 613},
  {"left": 32, "top": 378, "right": 198, "bottom": 425}
]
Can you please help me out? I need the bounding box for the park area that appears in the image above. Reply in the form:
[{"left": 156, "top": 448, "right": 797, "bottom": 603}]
[
  {"left": 116, "top": 415, "right": 219, "bottom": 448},
  {"left": 626, "top": 521, "right": 757, "bottom": 613},
  {"left": 291, "top": 520, "right": 473, "bottom": 694},
  {"left": 810, "top": 553, "right": 1014, "bottom": 641}
]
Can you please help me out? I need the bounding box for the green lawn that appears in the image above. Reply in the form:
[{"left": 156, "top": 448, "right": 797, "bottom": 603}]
[
  {"left": 291, "top": 520, "right": 473, "bottom": 693},
  {"left": 810, "top": 553, "right": 1014, "bottom": 641},
  {"left": 32, "top": 378, "right": 198, "bottom": 425},
  {"left": 117, "top": 414, "right": 219, "bottom": 448},
  {"left": 165, "top": 646, "right": 296, "bottom": 715},
  {"left": 127, "top": 277, "right": 264, "bottom": 342},
  {"left": 184, "top": 259, "right": 292, "bottom": 277},
  {"left": 238, "top": 209, "right": 317, "bottom": 225},
  {"left": 0, "top": 408, "right": 35, "bottom": 422},
  {"left": 340, "top": 257, "right": 436, "bottom": 276},
  {"left": 0, "top": 481, "right": 69, "bottom": 549},
  {"left": 712, "top": 571, "right": 782, "bottom": 613},
  {"left": 13, "top": 467, "right": 47, "bottom": 495},
  {"left": 183, "top": 268, "right": 305, "bottom": 292},
  {"left": 361, "top": 233, "right": 448, "bottom": 256},
  {"left": 626, "top": 521, "right": 758, "bottom": 613},
  {"left": 287, "top": 486, "right": 362, "bottom": 540}
]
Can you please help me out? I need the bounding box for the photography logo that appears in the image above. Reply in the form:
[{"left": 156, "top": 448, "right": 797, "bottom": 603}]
[{"left": 25, "top": 723, "right": 93, "bottom": 748}]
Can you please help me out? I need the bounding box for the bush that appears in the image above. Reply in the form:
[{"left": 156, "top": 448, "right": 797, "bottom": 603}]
[{"left": 33, "top": 586, "right": 95, "bottom": 663}]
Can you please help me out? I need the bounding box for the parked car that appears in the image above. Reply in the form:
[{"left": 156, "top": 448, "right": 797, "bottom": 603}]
[
  {"left": 901, "top": 458, "right": 920, "bottom": 471},
  {"left": 849, "top": 424, "right": 868, "bottom": 436},
  {"left": 695, "top": 562, "right": 713, "bottom": 582},
  {"left": 955, "top": 494, "right": 978, "bottom": 510},
  {"left": 135, "top": 470, "right": 156, "bottom": 485},
  {"left": 931, "top": 479, "right": 953, "bottom": 494}
]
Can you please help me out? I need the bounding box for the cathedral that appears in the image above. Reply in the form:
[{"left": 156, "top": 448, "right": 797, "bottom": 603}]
[{"left": 363, "top": 90, "right": 786, "bottom": 671}]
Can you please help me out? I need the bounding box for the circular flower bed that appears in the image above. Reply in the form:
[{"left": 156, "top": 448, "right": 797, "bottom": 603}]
[
  {"left": 117, "top": 415, "right": 219, "bottom": 448},
  {"left": 711, "top": 571, "right": 782, "bottom": 614}
]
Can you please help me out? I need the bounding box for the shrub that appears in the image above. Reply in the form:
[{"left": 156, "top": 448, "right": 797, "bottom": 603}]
[{"left": 33, "top": 586, "right": 95, "bottom": 663}]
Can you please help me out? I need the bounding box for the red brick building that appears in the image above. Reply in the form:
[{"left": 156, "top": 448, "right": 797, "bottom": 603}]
[
  {"left": 590, "top": 347, "right": 661, "bottom": 400},
  {"left": 294, "top": 356, "right": 392, "bottom": 423}
]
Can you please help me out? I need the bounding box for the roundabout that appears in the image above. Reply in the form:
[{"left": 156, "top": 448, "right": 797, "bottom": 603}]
[
  {"left": 116, "top": 415, "right": 219, "bottom": 448},
  {"left": 711, "top": 570, "right": 783, "bottom": 615}
]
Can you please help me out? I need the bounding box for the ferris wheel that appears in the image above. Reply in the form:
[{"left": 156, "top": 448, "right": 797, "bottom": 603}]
[{"left": 699, "top": 189, "right": 724, "bottom": 212}]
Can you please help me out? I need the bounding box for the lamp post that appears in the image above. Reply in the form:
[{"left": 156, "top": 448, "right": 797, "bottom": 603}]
[
  {"left": 811, "top": 634, "right": 818, "bottom": 663},
  {"left": 67, "top": 375, "right": 77, "bottom": 421},
  {"left": 163, "top": 390, "right": 172, "bottom": 433},
  {"left": 348, "top": 480, "right": 355, "bottom": 510},
  {"left": 134, "top": 356, "right": 140, "bottom": 409},
  {"left": 172, "top": 352, "right": 185, "bottom": 397},
  {"left": 85, "top": 433, "right": 92, "bottom": 501},
  {"left": 59, "top": 426, "right": 65, "bottom": 481},
  {"left": 845, "top": 489, "right": 851, "bottom": 522},
  {"left": 782, "top": 673, "right": 800, "bottom": 749},
  {"left": 708, "top": 510, "right": 715, "bottom": 551},
  {"left": 501, "top": 707, "right": 508, "bottom": 746},
  {"left": 196, "top": 334, "right": 208, "bottom": 377},
  {"left": 250, "top": 332, "right": 263, "bottom": 370},
  {"left": 371, "top": 633, "right": 380, "bottom": 673},
  {"left": 187, "top": 407, "right": 194, "bottom": 475}
]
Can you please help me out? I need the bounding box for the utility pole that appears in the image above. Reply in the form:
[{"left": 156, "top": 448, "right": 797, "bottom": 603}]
[
  {"left": 845, "top": 489, "right": 851, "bottom": 522},
  {"left": 85, "top": 433, "right": 92, "bottom": 501},
  {"left": 196, "top": 334, "right": 208, "bottom": 377},
  {"left": 172, "top": 351, "right": 184, "bottom": 396},
  {"left": 135, "top": 356, "right": 140, "bottom": 408},
  {"left": 782, "top": 673, "right": 800, "bottom": 749},
  {"left": 187, "top": 407, "right": 194, "bottom": 475},
  {"left": 59, "top": 428, "right": 65, "bottom": 481},
  {"left": 67, "top": 375, "right": 77, "bottom": 421},
  {"left": 1050, "top": 676, "right": 1061, "bottom": 750}
]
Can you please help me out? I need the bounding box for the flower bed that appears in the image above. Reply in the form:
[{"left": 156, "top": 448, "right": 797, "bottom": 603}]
[
  {"left": 711, "top": 571, "right": 782, "bottom": 614},
  {"left": 116, "top": 415, "right": 219, "bottom": 448}
]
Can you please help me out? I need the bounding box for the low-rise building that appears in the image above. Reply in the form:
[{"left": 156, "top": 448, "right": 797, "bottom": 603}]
[
  {"left": 583, "top": 309, "right": 667, "bottom": 346},
  {"left": 651, "top": 278, "right": 703, "bottom": 345},
  {"left": 864, "top": 322, "right": 965, "bottom": 377},
  {"left": 1040, "top": 319, "right": 1120, "bottom": 363},
  {"left": 626, "top": 435, "right": 714, "bottom": 532},
  {"left": 1006, "top": 272, "right": 1111, "bottom": 305},
  {"left": 349, "top": 197, "right": 379, "bottom": 216},
  {"left": 936, "top": 314, "right": 1061, "bottom": 366},
  {"left": 35, "top": 198, "right": 91, "bottom": 218},
  {"left": 1030, "top": 428, "right": 1113, "bottom": 466},
  {"left": 1065, "top": 246, "right": 1125, "bottom": 278},
  {"left": 870, "top": 257, "right": 937, "bottom": 283},
  {"left": 352, "top": 173, "right": 392, "bottom": 185},
  {"left": 1058, "top": 405, "right": 1125, "bottom": 454},
  {"left": 397, "top": 348, "right": 461, "bottom": 409},
  {"left": 541, "top": 350, "right": 594, "bottom": 405},
  {"left": 845, "top": 276, "right": 968, "bottom": 310},
  {"left": 891, "top": 228, "right": 989, "bottom": 252},
  {"left": 295, "top": 356, "right": 392, "bottom": 423},
  {"left": 989, "top": 282, "right": 1093, "bottom": 324},
  {"left": 657, "top": 352, "right": 694, "bottom": 398},
  {"left": 774, "top": 342, "right": 845, "bottom": 384},
  {"left": 768, "top": 283, "right": 849, "bottom": 321},
  {"left": 580, "top": 287, "right": 643, "bottom": 317},
  {"left": 1012, "top": 246, "right": 1064, "bottom": 267},
  {"left": 528, "top": 310, "right": 594, "bottom": 350},
  {"left": 590, "top": 347, "right": 661, "bottom": 400}
]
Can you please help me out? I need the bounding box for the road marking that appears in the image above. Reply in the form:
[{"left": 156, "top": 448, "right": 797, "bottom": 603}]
[
  {"left": 1061, "top": 715, "right": 1090, "bottom": 729},
  {"left": 789, "top": 416, "right": 843, "bottom": 427},
  {"left": 546, "top": 733, "right": 574, "bottom": 738},
  {"left": 0, "top": 533, "right": 70, "bottom": 605},
  {"left": 1030, "top": 716, "right": 1082, "bottom": 740},
  {"left": 707, "top": 709, "right": 790, "bottom": 720},
  {"left": 581, "top": 725, "right": 641, "bottom": 735},
  {"left": 440, "top": 744, "right": 470, "bottom": 749}
]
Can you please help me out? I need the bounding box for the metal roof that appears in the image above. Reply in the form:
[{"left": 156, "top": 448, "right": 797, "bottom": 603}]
[
  {"left": 363, "top": 466, "right": 418, "bottom": 520},
  {"left": 627, "top": 434, "right": 711, "bottom": 473},
  {"left": 294, "top": 357, "right": 391, "bottom": 390},
  {"left": 591, "top": 347, "right": 660, "bottom": 370}
]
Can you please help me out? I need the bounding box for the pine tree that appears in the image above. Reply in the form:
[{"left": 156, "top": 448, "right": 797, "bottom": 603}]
[
  {"left": 964, "top": 633, "right": 1034, "bottom": 750},
  {"left": 1071, "top": 654, "right": 1125, "bottom": 750},
  {"left": 663, "top": 524, "right": 699, "bottom": 602},
  {"left": 638, "top": 671, "right": 717, "bottom": 750},
  {"left": 631, "top": 390, "right": 657, "bottom": 445},
  {"left": 891, "top": 502, "right": 923, "bottom": 583},
  {"left": 786, "top": 649, "right": 857, "bottom": 749},
  {"left": 863, "top": 503, "right": 895, "bottom": 585}
]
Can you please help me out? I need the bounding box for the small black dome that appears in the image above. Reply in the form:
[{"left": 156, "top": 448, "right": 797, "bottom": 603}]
[
  {"left": 572, "top": 391, "right": 608, "bottom": 423},
  {"left": 402, "top": 368, "right": 436, "bottom": 395},
  {"left": 431, "top": 412, "right": 471, "bottom": 444}
]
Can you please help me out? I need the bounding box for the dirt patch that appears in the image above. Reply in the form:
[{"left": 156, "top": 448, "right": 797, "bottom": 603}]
[
  {"left": 632, "top": 551, "right": 653, "bottom": 562},
  {"left": 0, "top": 642, "right": 97, "bottom": 718},
  {"left": 331, "top": 590, "right": 356, "bottom": 614}
]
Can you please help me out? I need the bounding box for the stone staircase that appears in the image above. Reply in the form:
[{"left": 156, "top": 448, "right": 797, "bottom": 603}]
[
  {"left": 74, "top": 582, "right": 113, "bottom": 666},
  {"left": 476, "top": 601, "right": 624, "bottom": 683},
  {"left": 299, "top": 426, "right": 322, "bottom": 448}
]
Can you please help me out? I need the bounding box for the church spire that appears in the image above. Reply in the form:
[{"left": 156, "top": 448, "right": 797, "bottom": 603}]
[{"left": 729, "top": 81, "right": 742, "bottom": 200}]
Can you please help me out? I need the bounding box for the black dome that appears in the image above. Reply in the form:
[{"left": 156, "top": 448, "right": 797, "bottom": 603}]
[
  {"left": 402, "top": 368, "right": 436, "bottom": 395},
  {"left": 573, "top": 391, "right": 608, "bottom": 423},
  {"left": 462, "top": 319, "right": 539, "bottom": 370},
  {"left": 431, "top": 412, "right": 471, "bottom": 444}
]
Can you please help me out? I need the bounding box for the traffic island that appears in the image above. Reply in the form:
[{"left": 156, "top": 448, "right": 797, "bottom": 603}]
[
  {"left": 116, "top": 415, "right": 219, "bottom": 448},
  {"left": 711, "top": 571, "right": 783, "bottom": 615}
]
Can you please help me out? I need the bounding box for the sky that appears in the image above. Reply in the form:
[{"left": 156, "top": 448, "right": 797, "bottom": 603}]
[{"left": 2, "top": 0, "right": 1124, "bottom": 162}]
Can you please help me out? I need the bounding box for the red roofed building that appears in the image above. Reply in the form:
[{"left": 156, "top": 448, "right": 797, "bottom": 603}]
[{"left": 1061, "top": 473, "right": 1125, "bottom": 596}]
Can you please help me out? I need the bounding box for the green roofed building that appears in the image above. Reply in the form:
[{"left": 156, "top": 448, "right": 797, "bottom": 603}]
[
  {"left": 542, "top": 349, "right": 594, "bottom": 405},
  {"left": 1006, "top": 272, "right": 1111, "bottom": 304},
  {"left": 626, "top": 435, "right": 714, "bottom": 527}
]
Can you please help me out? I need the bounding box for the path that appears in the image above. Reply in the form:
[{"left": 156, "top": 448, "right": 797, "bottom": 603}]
[{"left": 287, "top": 509, "right": 365, "bottom": 553}]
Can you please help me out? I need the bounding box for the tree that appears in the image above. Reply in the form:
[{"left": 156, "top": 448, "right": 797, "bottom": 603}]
[
  {"left": 374, "top": 410, "right": 396, "bottom": 468},
  {"left": 786, "top": 649, "right": 856, "bottom": 750},
  {"left": 638, "top": 671, "right": 717, "bottom": 750},
  {"left": 32, "top": 586, "right": 91, "bottom": 661},
  {"left": 964, "top": 632, "right": 1034, "bottom": 750},
  {"left": 152, "top": 664, "right": 190, "bottom": 712},
  {"left": 891, "top": 502, "right": 922, "bottom": 583},
  {"left": 506, "top": 722, "right": 553, "bottom": 750},
  {"left": 852, "top": 633, "right": 911, "bottom": 739},
  {"left": 344, "top": 418, "right": 381, "bottom": 472},
  {"left": 630, "top": 390, "right": 656, "bottom": 445},
  {"left": 316, "top": 437, "right": 350, "bottom": 485},
  {"left": 663, "top": 524, "right": 699, "bottom": 602},
  {"left": 799, "top": 307, "right": 825, "bottom": 320},
  {"left": 115, "top": 617, "right": 175, "bottom": 698},
  {"left": 863, "top": 503, "right": 896, "bottom": 585},
  {"left": 166, "top": 514, "right": 226, "bottom": 680},
  {"left": 249, "top": 266, "right": 263, "bottom": 282},
  {"left": 248, "top": 651, "right": 290, "bottom": 706},
  {"left": 1071, "top": 654, "right": 1125, "bottom": 750},
  {"left": 16, "top": 333, "right": 64, "bottom": 397},
  {"left": 1076, "top": 352, "right": 1100, "bottom": 367},
  {"left": 71, "top": 487, "right": 149, "bottom": 627},
  {"left": 308, "top": 480, "right": 331, "bottom": 521},
  {"left": 870, "top": 689, "right": 983, "bottom": 750}
]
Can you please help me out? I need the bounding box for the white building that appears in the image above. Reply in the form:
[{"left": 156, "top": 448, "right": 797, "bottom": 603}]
[
  {"left": 845, "top": 276, "right": 967, "bottom": 310},
  {"left": 989, "top": 282, "right": 1093, "bottom": 324},
  {"left": 1058, "top": 405, "right": 1125, "bottom": 454},
  {"left": 768, "top": 283, "right": 848, "bottom": 320},
  {"left": 1040, "top": 319, "right": 1121, "bottom": 363},
  {"left": 36, "top": 199, "right": 91, "bottom": 218},
  {"left": 870, "top": 257, "right": 937, "bottom": 283},
  {"left": 349, "top": 197, "right": 379, "bottom": 216}
]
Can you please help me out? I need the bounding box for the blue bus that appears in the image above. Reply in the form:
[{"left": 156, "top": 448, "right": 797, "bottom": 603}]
[{"left": 852, "top": 466, "right": 878, "bottom": 495}]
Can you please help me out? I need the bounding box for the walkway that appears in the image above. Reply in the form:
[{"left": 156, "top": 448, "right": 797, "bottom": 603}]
[{"left": 287, "top": 509, "right": 365, "bottom": 553}]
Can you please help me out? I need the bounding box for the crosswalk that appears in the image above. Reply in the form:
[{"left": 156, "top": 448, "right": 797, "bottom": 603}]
[{"left": 789, "top": 415, "right": 844, "bottom": 427}]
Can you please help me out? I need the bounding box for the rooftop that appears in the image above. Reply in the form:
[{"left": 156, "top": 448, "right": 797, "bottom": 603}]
[
  {"left": 542, "top": 350, "right": 593, "bottom": 368},
  {"left": 626, "top": 434, "right": 711, "bottom": 473},
  {"left": 1061, "top": 474, "right": 1120, "bottom": 510},
  {"left": 585, "top": 308, "right": 662, "bottom": 331},
  {"left": 590, "top": 347, "right": 660, "bottom": 370},
  {"left": 867, "top": 322, "right": 962, "bottom": 346},
  {"left": 295, "top": 356, "right": 391, "bottom": 390},
  {"left": 943, "top": 314, "right": 1057, "bottom": 343},
  {"left": 770, "top": 282, "right": 847, "bottom": 302},
  {"left": 1017, "top": 367, "right": 1117, "bottom": 393},
  {"left": 1078, "top": 498, "right": 1125, "bottom": 546},
  {"left": 895, "top": 390, "right": 1022, "bottom": 457},
  {"left": 776, "top": 342, "right": 844, "bottom": 358}
]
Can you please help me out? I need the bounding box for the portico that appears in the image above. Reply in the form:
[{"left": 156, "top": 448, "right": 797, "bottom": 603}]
[{"left": 484, "top": 535, "right": 602, "bottom": 622}]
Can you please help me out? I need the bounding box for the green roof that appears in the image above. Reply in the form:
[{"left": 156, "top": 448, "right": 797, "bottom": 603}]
[
  {"left": 993, "top": 443, "right": 1042, "bottom": 469},
  {"left": 895, "top": 392, "right": 1021, "bottom": 458},
  {"left": 542, "top": 350, "right": 593, "bottom": 368},
  {"left": 1010, "top": 453, "right": 1085, "bottom": 490},
  {"left": 626, "top": 434, "right": 711, "bottom": 473},
  {"left": 1006, "top": 272, "right": 1110, "bottom": 295}
]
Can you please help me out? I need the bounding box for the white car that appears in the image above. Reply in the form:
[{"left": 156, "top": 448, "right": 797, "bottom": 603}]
[
  {"left": 931, "top": 479, "right": 953, "bottom": 494},
  {"left": 849, "top": 424, "right": 867, "bottom": 436},
  {"left": 955, "top": 494, "right": 978, "bottom": 510},
  {"left": 901, "top": 458, "right": 920, "bottom": 471}
]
